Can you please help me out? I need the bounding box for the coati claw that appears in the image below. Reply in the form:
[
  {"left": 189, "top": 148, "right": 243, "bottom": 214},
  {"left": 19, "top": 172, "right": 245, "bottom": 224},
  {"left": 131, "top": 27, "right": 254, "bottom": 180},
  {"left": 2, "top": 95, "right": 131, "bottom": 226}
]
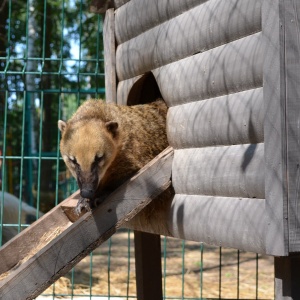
[{"left": 75, "top": 197, "right": 91, "bottom": 215}]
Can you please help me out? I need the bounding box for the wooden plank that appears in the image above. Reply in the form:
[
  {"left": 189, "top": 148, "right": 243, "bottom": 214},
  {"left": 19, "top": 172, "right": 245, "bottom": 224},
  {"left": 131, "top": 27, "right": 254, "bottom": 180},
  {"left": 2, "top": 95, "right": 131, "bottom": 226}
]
[
  {"left": 103, "top": 8, "right": 117, "bottom": 103},
  {"left": 0, "top": 195, "right": 80, "bottom": 275},
  {"left": 169, "top": 195, "right": 266, "bottom": 254},
  {"left": 0, "top": 147, "right": 173, "bottom": 299},
  {"left": 283, "top": 0, "right": 300, "bottom": 253},
  {"left": 115, "top": 0, "right": 204, "bottom": 44},
  {"left": 153, "top": 32, "right": 263, "bottom": 107},
  {"left": 125, "top": 194, "right": 267, "bottom": 254},
  {"left": 116, "top": 0, "right": 262, "bottom": 81},
  {"left": 262, "top": 0, "right": 288, "bottom": 256},
  {"left": 172, "top": 144, "right": 265, "bottom": 199},
  {"left": 167, "top": 88, "right": 264, "bottom": 148},
  {"left": 134, "top": 231, "right": 163, "bottom": 300},
  {"left": 275, "top": 256, "right": 300, "bottom": 299}
]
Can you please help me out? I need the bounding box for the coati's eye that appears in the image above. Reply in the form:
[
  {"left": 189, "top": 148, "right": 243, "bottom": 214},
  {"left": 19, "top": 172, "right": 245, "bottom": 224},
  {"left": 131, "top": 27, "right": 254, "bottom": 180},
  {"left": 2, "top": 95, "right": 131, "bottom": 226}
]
[
  {"left": 69, "top": 156, "right": 78, "bottom": 165},
  {"left": 94, "top": 154, "right": 103, "bottom": 164}
]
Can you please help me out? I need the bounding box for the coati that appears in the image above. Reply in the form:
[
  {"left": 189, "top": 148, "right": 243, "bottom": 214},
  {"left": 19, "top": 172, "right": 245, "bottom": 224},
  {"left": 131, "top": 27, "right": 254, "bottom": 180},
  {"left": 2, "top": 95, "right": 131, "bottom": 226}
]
[{"left": 58, "top": 99, "right": 168, "bottom": 214}]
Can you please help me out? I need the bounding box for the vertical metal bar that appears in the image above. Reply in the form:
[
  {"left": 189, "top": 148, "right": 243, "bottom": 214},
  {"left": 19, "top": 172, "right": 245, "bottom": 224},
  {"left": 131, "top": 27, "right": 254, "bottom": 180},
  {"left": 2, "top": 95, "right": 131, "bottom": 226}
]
[
  {"left": 126, "top": 229, "right": 131, "bottom": 299},
  {"left": 237, "top": 249, "right": 240, "bottom": 299},
  {"left": 35, "top": 92, "right": 43, "bottom": 214},
  {"left": 219, "top": 247, "right": 222, "bottom": 299},
  {"left": 108, "top": 237, "right": 112, "bottom": 299},
  {"left": 89, "top": 252, "right": 93, "bottom": 299},
  {"left": 181, "top": 240, "right": 185, "bottom": 299},
  {"left": 55, "top": 0, "right": 65, "bottom": 207},
  {"left": 17, "top": 90, "right": 27, "bottom": 232},
  {"left": 1, "top": 0, "right": 12, "bottom": 246},
  {"left": 256, "top": 253, "right": 259, "bottom": 299},
  {"left": 200, "top": 243, "right": 204, "bottom": 300},
  {"left": 163, "top": 236, "right": 167, "bottom": 299},
  {"left": 77, "top": 0, "right": 83, "bottom": 95},
  {"left": 95, "top": 15, "right": 101, "bottom": 98},
  {"left": 71, "top": 267, "right": 75, "bottom": 300},
  {"left": 0, "top": 91, "right": 8, "bottom": 246}
]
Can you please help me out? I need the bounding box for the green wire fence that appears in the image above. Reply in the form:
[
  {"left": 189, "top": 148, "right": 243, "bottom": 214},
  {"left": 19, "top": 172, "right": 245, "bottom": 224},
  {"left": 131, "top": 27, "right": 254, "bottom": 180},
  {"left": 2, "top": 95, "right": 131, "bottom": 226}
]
[{"left": 0, "top": 0, "right": 274, "bottom": 299}]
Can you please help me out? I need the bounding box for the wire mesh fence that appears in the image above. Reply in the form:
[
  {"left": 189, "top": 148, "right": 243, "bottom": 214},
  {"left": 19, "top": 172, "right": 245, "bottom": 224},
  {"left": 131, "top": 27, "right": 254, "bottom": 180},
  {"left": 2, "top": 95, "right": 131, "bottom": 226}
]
[{"left": 0, "top": 0, "right": 274, "bottom": 299}]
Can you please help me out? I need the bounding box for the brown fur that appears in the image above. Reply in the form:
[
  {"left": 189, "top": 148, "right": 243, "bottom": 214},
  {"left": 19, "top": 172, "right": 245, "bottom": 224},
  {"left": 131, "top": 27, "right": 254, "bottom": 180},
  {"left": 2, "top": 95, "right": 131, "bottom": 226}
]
[{"left": 58, "top": 99, "right": 168, "bottom": 211}]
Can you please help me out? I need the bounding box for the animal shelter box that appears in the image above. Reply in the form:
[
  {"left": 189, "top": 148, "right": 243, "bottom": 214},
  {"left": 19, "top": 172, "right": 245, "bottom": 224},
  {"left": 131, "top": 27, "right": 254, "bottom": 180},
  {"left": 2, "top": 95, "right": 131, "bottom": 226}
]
[{"left": 94, "top": 0, "right": 300, "bottom": 257}]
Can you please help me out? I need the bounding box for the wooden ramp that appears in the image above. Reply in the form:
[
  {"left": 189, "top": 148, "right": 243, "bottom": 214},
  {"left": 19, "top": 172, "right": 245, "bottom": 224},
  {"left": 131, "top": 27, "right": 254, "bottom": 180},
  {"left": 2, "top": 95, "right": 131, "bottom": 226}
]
[{"left": 0, "top": 147, "right": 173, "bottom": 300}]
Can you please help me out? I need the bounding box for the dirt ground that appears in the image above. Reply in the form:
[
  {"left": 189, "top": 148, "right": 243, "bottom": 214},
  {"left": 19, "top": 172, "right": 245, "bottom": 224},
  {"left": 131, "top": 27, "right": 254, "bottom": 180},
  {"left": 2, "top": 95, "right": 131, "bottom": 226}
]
[{"left": 43, "top": 229, "right": 274, "bottom": 299}]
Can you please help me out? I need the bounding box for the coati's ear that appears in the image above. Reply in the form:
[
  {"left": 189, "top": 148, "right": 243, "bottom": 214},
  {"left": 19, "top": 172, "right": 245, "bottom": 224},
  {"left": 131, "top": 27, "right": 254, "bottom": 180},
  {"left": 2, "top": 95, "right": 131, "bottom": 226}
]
[
  {"left": 58, "top": 120, "right": 67, "bottom": 133},
  {"left": 105, "top": 121, "right": 118, "bottom": 138}
]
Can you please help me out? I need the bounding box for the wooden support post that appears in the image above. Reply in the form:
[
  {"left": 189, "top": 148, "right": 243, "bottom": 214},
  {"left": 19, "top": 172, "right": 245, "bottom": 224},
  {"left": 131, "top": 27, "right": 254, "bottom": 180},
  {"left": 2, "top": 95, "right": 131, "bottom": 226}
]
[
  {"left": 134, "top": 231, "right": 163, "bottom": 300},
  {"left": 275, "top": 256, "right": 300, "bottom": 300},
  {"left": 103, "top": 8, "right": 117, "bottom": 103}
]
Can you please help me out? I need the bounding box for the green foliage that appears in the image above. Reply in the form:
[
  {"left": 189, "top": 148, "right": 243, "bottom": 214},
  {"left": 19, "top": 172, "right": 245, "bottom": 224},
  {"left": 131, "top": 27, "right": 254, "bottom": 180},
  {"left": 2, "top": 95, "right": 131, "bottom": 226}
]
[{"left": 0, "top": 0, "right": 105, "bottom": 206}]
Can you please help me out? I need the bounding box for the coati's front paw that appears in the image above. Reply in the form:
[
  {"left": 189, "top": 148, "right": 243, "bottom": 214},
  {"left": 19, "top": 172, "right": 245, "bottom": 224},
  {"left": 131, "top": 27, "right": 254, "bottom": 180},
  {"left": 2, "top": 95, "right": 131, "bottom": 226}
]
[{"left": 75, "top": 197, "right": 91, "bottom": 215}]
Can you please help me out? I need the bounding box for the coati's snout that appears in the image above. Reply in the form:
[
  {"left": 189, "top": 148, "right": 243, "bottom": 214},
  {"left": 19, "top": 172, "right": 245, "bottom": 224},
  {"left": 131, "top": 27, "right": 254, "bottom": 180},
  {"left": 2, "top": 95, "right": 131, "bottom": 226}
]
[
  {"left": 77, "top": 170, "right": 99, "bottom": 199},
  {"left": 80, "top": 188, "right": 94, "bottom": 199}
]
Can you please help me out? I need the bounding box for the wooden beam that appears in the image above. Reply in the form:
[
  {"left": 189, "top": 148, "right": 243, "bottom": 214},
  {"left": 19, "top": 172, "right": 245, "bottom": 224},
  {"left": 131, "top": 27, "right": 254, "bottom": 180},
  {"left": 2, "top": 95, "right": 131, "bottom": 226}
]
[
  {"left": 116, "top": 0, "right": 261, "bottom": 81},
  {"left": 262, "top": 0, "right": 288, "bottom": 256},
  {"left": 134, "top": 231, "right": 163, "bottom": 300},
  {"left": 282, "top": 0, "right": 300, "bottom": 253},
  {"left": 152, "top": 32, "right": 263, "bottom": 107},
  {"left": 172, "top": 144, "right": 265, "bottom": 199},
  {"left": 275, "top": 256, "right": 300, "bottom": 299},
  {"left": 115, "top": 0, "right": 203, "bottom": 44},
  {"left": 103, "top": 8, "right": 117, "bottom": 103},
  {"left": 167, "top": 88, "right": 264, "bottom": 148},
  {"left": 0, "top": 147, "right": 173, "bottom": 300},
  {"left": 125, "top": 193, "right": 267, "bottom": 254},
  {"left": 168, "top": 195, "right": 267, "bottom": 254}
]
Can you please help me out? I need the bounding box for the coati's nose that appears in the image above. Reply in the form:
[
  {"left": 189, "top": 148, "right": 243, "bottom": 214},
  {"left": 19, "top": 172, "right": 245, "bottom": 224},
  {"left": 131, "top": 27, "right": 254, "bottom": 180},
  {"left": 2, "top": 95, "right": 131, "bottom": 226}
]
[{"left": 80, "top": 188, "right": 94, "bottom": 199}]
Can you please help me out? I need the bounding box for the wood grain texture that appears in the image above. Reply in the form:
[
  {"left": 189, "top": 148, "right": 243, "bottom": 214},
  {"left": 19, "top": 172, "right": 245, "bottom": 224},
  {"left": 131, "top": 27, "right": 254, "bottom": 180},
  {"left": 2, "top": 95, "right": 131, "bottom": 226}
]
[
  {"left": 172, "top": 144, "right": 265, "bottom": 199},
  {"left": 116, "top": 0, "right": 262, "bottom": 81},
  {"left": 0, "top": 194, "right": 79, "bottom": 275},
  {"left": 115, "top": 0, "right": 204, "bottom": 44},
  {"left": 153, "top": 32, "right": 263, "bottom": 107},
  {"left": 168, "top": 195, "right": 266, "bottom": 254},
  {"left": 167, "top": 88, "right": 264, "bottom": 148},
  {"left": 0, "top": 147, "right": 173, "bottom": 300},
  {"left": 282, "top": 0, "right": 300, "bottom": 253},
  {"left": 103, "top": 8, "right": 117, "bottom": 103},
  {"left": 262, "top": 0, "right": 288, "bottom": 256}
]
